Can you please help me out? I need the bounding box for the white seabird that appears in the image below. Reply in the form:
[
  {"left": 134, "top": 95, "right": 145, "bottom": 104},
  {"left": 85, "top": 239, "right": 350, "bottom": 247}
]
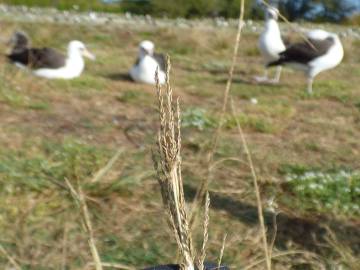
[
  {"left": 129, "top": 40, "right": 166, "bottom": 85},
  {"left": 7, "top": 39, "right": 95, "bottom": 79},
  {"left": 267, "top": 29, "right": 344, "bottom": 94},
  {"left": 256, "top": 6, "right": 286, "bottom": 83}
]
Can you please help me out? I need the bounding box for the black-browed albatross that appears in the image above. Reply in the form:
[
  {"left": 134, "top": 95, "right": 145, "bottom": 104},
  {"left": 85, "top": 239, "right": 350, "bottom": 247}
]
[{"left": 267, "top": 29, "right": 344, "bottom": 94}]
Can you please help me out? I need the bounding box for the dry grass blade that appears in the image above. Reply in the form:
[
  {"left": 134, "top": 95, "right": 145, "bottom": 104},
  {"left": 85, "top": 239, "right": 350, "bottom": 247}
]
[
  {"left": 217, "top": 234, "right": 227, "bottom": 270},
  {"left": 153, "top": 57, "right": 194, "bottom": 270},
  {"left": 91, "top": 148, "right": 124, "bottom": 183},
  {"left": 190, "top": 0, "right": 246, "bottom": 228},
  {"left": 243, "top": 250, "right": 323, "bottom": 270},
  {"left": 196, "top": 192, "right": 210, "bottom": 270},
  {"left": 64, "top": 179, "right": 103, "bottom": 270},
  {"left": 324, "top": 226, "right": 360, "bottom": 268},
  {"left": 62, "top": 222, "right": 69, "bottom": 270},
  {"left": 86, "top": 262, "right": 136, "bottom": 270},
  {"left": 0, "top": 243, "right": 21, "bottom": 270},
  {"left": 268, "top": 214, "right": 278, "bottom": 262},
  {"left": 229, "top": 98, "right": 271, "bottom": 270}
]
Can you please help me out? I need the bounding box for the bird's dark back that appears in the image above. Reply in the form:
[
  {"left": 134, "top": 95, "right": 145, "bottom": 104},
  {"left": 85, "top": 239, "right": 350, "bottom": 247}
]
[{"left": 7, "top": 47, "right": 66, "bottom": 69}]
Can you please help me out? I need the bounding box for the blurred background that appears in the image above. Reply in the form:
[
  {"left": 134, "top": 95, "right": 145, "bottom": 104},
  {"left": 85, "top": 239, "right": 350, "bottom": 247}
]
[
  {"left": 1, "top": 0, "right": 360, "bottom": 23},
  {"left": 0, "top": 0, "right": 359, "bottom": 269}
]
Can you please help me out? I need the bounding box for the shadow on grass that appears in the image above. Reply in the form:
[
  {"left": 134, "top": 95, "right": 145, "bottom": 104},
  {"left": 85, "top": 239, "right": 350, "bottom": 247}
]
[
  {"left": 215, "top": 77, "right": 281, "bottom": 86},
  {"left": 184, "top": 184, "right": 360, "bottom": 255},
  {"left": 105, "top": 72, "right": 133, "bottom": 82}
]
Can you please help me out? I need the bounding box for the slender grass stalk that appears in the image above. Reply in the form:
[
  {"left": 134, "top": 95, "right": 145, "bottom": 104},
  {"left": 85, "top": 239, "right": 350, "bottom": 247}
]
[
  {"left": 190, "top": 0, "right": 246, "bottom": 227},
  {"left": 197, "top": 192, "right": 210, "bottom": 270},
  {"left": 61, "top": 222, "right": 69, "bottom": 270},
  {"left": 0, "top": 244, "right": 21, "bottom": 270},
  {"left": 153, "top": 58, "right": 194, "bottom": 270},
  {"left": 229, "top": 98, "right": 271, "bottom": 270},
  {"left": 65, "top": 179, "right": 103, "bottom": 270},
  {"left": 217, "top": 234, "right": 227, "bottom": 270},
  {"left": 243, "top": 250, "right": 322, "bottom": 270},
  {"left": 153, "top": 57, "right": 212, "bottom": 270},
  {"left": 91, "top": 148, "right": 124, "bottom": 183}
]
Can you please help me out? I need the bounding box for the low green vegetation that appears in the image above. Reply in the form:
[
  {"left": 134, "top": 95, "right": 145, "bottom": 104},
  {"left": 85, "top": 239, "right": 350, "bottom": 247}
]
[
  {"left": 182, "top": 107, "right": 216, "bottom": 131},
  {"left": 0, "top": 138, "right": 111, "bottom": 193},
  {"left": 283, "top": 167, "right": 360, "bottom": 217}
]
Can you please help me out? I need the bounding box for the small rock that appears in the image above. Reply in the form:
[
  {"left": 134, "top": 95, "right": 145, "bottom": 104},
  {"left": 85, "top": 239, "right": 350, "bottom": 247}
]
[
  {"left": 89, "top": 12, "right": 97, "bottom": 20},
  {"left": 125, "top": 12, "right": 132, "bottom": 19}
]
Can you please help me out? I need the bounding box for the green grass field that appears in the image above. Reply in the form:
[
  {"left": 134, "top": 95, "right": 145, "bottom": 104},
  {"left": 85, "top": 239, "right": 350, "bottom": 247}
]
[{"left": 0, "top": 17, "right": 359, "bottom": 269}]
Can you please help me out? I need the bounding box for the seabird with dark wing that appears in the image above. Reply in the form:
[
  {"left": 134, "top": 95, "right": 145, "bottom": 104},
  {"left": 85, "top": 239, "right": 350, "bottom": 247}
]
[
  {"left": 267, "top": 29, "right": 344, "bottom": 94},
  {"left": 129, "top": 40, "right": 166, "bottom": 85},
  {"left": 256, "top": 6, "right": 286, "bottom": 83},
  {"left": 7, "top": 39, "right": 95, "bottom": 79}
]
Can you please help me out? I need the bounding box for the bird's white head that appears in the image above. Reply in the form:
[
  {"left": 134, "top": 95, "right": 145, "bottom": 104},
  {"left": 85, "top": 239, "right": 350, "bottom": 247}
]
[
  {"left": 139, "top": 40, "right": 155, "bottom": 57},
  {"left": 266, "top": 6, "right": 279, "bottom": 21},
  {"left": 68, "top": 40, "right": 96, "bottom": 60}
]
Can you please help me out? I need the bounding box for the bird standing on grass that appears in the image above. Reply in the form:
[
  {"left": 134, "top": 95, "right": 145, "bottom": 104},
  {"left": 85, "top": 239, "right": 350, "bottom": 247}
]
[
  {"left": 129, "top": 40, "right": 166, "bottom": 85},
  {"left": 7, "top": 37, "right": 95, "bottom": 79},
  {"left": 267, "top": 29, "right": 344, "bottom": 94},
  {"left": 256, "top": 6, "right": 286, "bottom": 83}
]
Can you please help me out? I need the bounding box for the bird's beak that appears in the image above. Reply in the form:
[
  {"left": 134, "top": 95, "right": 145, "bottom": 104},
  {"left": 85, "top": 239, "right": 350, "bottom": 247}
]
[{"left": 83, "top": 48, "right": 96, "bottom": 60}]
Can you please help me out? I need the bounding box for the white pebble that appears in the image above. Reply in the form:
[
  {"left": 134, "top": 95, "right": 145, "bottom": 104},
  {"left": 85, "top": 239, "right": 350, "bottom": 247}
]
[{"left": 250, "top": 98, "right": 258, "bottom": 105}]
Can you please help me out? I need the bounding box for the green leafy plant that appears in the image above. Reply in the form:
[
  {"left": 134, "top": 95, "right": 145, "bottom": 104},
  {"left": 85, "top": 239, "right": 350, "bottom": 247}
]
[
  {"left": 182, "top": 107, "right": 216, "bottom": 131},
  {"left": 285, "top": 170, "right": 360, "bottom": 217}
]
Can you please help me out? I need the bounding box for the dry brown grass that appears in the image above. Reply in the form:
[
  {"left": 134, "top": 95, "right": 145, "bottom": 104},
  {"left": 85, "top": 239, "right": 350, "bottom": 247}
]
[
  {"left": 153, "top": 58, "right": 195, "bottom": 269},
  {"left": 0, "top": 243, "right": 21, "bottom": 270},
  {"left": 153, "top": 58, "right": 214, "bottom": 269}
]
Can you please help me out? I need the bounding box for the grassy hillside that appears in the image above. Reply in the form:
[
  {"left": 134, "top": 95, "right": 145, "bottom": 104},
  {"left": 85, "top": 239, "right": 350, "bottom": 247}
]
[{"left": 0, "top": 15, "right": 359, "bottom": 269}]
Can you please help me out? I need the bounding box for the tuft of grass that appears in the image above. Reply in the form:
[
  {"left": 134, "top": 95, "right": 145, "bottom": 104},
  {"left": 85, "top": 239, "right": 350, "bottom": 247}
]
[
  {"left": 225, "top": 113, "right": 275, "bottom": 133},
  {"left": 354, "top": 101, "right": 360, "bottom": 111},
  {"left": 182, "top": 108, "right": 276, "bottom": 133},
  {"left": 116, "top": 90, "right": 153, "bottom": 105},
  {"left": 245, "top": 47, "right": 260, "bottom": 57},
  {"left": 101, "top": 237, "right": 169, "bottom": 267},
  {"left": 182, "top": 107, "right": 217, "bottom": 131},
  {"left": 50, "top": 76, "right": 108, "bottom": 93},
  {"left": 202, "top": 61, "right": 230, "bottom": 74},
  {"left": 0, "top": 138, "right": 111, "bottom": 193}
]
